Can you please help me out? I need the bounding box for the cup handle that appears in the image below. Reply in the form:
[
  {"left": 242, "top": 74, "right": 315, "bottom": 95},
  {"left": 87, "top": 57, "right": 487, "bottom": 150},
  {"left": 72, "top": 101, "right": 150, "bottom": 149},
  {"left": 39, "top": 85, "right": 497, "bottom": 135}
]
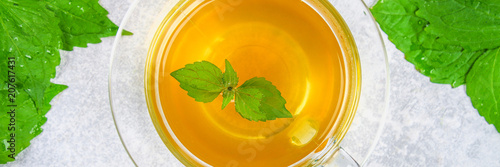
[{"left": 317, "top": 147, "right": 360, "bottom": 167}]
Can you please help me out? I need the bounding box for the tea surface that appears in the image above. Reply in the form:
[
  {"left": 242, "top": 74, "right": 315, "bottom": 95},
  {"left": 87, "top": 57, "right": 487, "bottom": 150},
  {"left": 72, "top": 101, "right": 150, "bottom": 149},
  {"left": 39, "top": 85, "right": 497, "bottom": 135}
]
[{"left": 152, "top": 0, "right": 348, "bottom": 166}]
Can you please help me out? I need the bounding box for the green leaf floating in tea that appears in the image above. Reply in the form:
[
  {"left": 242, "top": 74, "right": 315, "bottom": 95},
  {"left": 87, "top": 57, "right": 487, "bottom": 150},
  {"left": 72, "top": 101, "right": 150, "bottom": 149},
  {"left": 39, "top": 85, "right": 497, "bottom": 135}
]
[
  {"left": 371, "top": 0, "right": 500, "bottom": 132},
  {"left": 239, "top": 77, "right": 293, "bottom": 120},
  {"left": 234, "top": 87, "right": 266, "bottom": 121},
  {"left": 0, "top": 0, "right": 129, "bottom": 163},
  {"left": 221, "top": 60, "right": 238, "bottom": 110},
  {"left": 171, "top": 60, "right": 293, "bottom": 121},
  {"left": 170, "top": 61, "right": 225, "bottom": 102}
]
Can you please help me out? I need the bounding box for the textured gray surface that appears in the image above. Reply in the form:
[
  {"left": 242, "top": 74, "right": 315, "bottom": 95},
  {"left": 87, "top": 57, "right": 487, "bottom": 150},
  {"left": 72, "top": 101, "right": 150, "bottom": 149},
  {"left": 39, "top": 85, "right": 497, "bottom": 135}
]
[{"left": 4, "top": 0, "right": 500, "bottom": 166}]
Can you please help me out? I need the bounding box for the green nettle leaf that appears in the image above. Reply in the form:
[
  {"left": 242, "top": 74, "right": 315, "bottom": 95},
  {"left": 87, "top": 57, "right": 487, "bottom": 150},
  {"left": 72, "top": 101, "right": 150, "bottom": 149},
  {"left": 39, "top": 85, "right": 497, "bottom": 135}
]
[
  {"left": 0, "top": 0, "right": 63, "bottom": 107},
  {"left": 221, "top": 90, "right": 234, "bottom": 110},
  {"left": 466, "top": 48, "right": 500, "bottom": 133},
  {"left": 371, "top": 0, "right": 500, "bottom": 132},
  {"left": 371, "top": 0, "right": 484, "bottom": 87},
  {"left": 221, "top": 59, "right": 238, "bottom": 110},
  {"left": 0, "top": 83, "right": 67, "bottom": 163},
  {"left": 0, "top": 0, "right": 64, "bottom": 163},
  {"left": 415, "top": 0, "right": 500, "bottom": 51},
  {"left": 239, "top": 77, "right": 292, "bottom": 120},
  {"left": 0, "top": 0, "right": 127, "bottom": 163},
  {"left": 171, "top": 61, "right": 225, "bottom": 103},
  {"left": 42, "top": 0, "right": 132, "bottom": 51},
  {"left": 235, "top": 88, "right": 265, "bottom": 121},
  {"left": 222, "top": 59, "right": 238, "bottom": 88},
  {"left": 171, "top": 60, "right": 293, "bottom": 122}
]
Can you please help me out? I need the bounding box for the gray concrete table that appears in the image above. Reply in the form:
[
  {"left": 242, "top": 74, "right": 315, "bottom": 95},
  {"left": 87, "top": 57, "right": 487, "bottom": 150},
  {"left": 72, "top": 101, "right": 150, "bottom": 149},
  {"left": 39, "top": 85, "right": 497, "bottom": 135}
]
[{"left": 5, "top": 0, "right": 500, "bottom": 166}]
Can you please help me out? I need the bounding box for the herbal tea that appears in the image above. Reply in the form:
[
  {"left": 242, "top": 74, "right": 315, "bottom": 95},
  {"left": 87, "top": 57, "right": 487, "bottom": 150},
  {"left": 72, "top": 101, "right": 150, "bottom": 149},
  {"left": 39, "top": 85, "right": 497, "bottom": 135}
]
[{"left": 146, "top": 0, "right": 358, "bottom": 166}]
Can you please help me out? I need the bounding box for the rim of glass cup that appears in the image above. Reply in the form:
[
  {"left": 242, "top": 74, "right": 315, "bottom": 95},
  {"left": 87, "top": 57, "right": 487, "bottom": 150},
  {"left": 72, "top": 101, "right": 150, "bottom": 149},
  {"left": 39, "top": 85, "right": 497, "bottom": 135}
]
[{"left": 108, "top": 0, "right": 390, "bottom": 166}]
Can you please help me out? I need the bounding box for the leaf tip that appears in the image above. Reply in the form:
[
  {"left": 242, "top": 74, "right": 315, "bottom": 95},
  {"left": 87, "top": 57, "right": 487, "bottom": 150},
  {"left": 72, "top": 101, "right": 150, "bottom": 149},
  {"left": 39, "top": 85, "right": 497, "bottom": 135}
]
[{"left": 122, "top": 30, "right": 133, "bottom": 35}]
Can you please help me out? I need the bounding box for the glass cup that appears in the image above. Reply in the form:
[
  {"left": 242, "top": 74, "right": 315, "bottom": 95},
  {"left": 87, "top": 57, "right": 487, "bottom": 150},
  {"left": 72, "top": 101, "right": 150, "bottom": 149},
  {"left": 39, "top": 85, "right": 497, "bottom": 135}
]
[{"left": 109, "top": 0, "right": 389, "bottom": 166}]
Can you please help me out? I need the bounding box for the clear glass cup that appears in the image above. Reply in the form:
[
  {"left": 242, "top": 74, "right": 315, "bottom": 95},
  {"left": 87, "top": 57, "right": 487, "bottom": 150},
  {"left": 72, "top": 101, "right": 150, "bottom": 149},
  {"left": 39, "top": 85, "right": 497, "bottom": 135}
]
[{"left": 108, "top": 0, "right": 389, "bottom": 166}]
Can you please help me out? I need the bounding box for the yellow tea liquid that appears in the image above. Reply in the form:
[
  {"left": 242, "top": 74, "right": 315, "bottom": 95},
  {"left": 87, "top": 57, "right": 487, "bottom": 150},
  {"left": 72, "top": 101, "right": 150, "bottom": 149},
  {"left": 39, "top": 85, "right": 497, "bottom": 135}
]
[{"left": 147, "top": 0, "right": 355, "bottom": 166}]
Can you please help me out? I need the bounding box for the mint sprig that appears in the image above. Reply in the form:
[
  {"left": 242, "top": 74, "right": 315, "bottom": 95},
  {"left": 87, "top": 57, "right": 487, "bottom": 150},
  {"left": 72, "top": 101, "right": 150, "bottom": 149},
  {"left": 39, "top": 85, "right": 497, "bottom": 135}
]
[{"left": 171, "top": 60, "right": 293, "bottom": 121}]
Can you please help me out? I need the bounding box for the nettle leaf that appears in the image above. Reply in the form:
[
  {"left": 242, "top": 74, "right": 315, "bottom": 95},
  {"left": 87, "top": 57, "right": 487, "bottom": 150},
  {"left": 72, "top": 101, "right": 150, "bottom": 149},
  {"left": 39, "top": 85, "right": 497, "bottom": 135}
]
[
  {"left": 42, "top": 0, "right": 132, "bottom": 51},
  {"left": 371, "top": 0, "right": 484, "bottom": 87},
  {"left": 235, "top": 88, "right": 265, "bottom": 121},
  {"left": 466, "top": 48, "right": 500, "bottom": 132},
  {"left": 371, "top": 0, "right": 500, "bottom": 132},
  {"left": 0, "top": 0, "right": 126, "bottom": 163},
  {"left": 171, "top": 61, "right": 225, "bottom": 103},
  {"left": 239, "top": 77, "right": 292, "bottom": 120},
  {"left": 0, "top": 83, "right": 67, "bottom": 163},
  {"left": 221, "top": 59, "right": 238, "bottom": 110},
  {"left": 221, "top": 89, "right": 234, "bottom": 110},
  {"left": 171, "top": 60, "right": 293, "bottom": 122},
  {"left": 222, "top": 59, "right": 238, "bottom": 88},
  {"left": 0, "top": 0, "right": 64, "bottom": 163},
  {"left": 415, "top": 0, "right": 500, "bottom": 51}
]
